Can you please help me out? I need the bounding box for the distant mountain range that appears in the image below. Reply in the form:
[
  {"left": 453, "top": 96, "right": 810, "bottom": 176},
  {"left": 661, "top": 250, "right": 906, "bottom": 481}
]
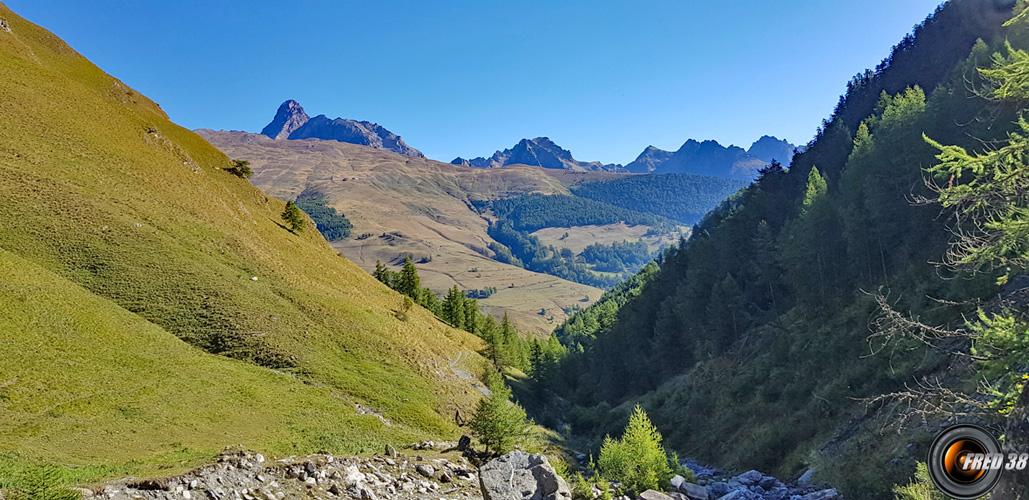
[
  {"left": 260, "top": 100, "right": 423, "bottom": 158},
  {"left": 624, "top": 135, "right": 795, "bottom": 178},
  {"left": 259, "top": 100, "right": 793, "bottom": 178},
  {"left": 454, "top": 135, "right": 795, "bottom": 179},
  {"left": 451, "top": 137, "right": 621, "bottom": 172}
]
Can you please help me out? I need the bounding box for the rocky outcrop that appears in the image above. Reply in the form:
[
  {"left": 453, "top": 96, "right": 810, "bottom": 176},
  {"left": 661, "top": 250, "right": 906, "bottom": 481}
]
[
  {"left": 288, "top": 115, "right": 423, "bottom": 158},
  {"left": 259, "top": 100, "right": 423, "bottom": 158},
  {"left": 83, "top": 448, "right": 482, "bottom": 499},
  {"left": 260, "top": 99, "right": 310, "bottom": 140},
  {"left": 479, "top": 451, "right": 571, "bottom": 500}
]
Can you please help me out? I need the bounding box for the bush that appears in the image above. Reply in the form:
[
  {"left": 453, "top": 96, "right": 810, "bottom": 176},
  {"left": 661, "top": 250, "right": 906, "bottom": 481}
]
[
  {"left": 892, "top": 463, "right": 945, "bottom": 500},
  {"left": 470, "top": 371, "right": 532, "bottom": 455},
  {"left": 597, "top": 405, "right": 672, "bottom": 496}
]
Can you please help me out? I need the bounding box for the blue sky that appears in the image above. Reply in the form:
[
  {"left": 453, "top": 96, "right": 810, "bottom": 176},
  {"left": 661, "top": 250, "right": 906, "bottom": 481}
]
[{"left": 9, "top": 1, "right": 943, "bottom": 164}]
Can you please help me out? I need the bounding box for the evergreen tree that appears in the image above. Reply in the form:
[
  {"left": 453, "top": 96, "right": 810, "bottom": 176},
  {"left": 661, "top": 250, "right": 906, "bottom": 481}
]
[
  {"left": 280, "top": 200, "right": 305, "bottom": 233},
  {"left": 469, "top": 371, "right": 532, "bottom": 455},
  {"left": 463, "top": 298, "right": 479, "bottom": 334},
  {"left": 597, "top": 405, "right": 672, "bottom": 496},
  {"left": 443, "top": 285, "right": 466, "bottom": 328},
  {"left": 225, "top": 159, "right": 253, "bottom": 179},
  {"left": 373, "top": 260, "right": 391, "bottom": 285},
  {"left": 397, "top": 256, "right": 420, "bottom": 299}
]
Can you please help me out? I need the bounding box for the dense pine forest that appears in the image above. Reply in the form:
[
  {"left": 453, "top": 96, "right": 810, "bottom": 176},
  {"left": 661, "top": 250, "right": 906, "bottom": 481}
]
[
  {"left": 474, "top": 194, "right": 674, "bottom": 232},
  {"left": 570, "top": 174, "right": 748, "bottom": 224},
  {"left": 526, "top": 1, "right": 1025, "bottom": 497}
]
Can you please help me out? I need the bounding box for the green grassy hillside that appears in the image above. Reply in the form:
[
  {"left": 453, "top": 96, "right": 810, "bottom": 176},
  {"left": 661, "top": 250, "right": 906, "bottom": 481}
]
[{"left": 0, "top": 3, "right": 484, "bottom": 488}]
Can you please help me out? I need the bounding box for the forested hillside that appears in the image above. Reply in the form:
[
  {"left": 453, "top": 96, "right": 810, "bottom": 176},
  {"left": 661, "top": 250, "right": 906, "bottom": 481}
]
[
  {"left": 475, "top": 194, "right": 674, "bottom": 232},
  {"left": 528, "top": 1, "right": 1021, "bottom": 497},
  {"left": 570, "top": 174, "right": 748, "bottom": 224}
]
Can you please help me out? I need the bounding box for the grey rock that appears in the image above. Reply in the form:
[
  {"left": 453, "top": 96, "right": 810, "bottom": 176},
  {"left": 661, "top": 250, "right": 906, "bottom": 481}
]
[
  {"left": 706, "top": 482, "right": 732, "bottom": 498},
  {"left": 732, "top": 470, "right": 766, "bottom": 487},
  {"left": 479, "top": 451, "right": 571, "bottom": 500},
  {"left": 796, "top": 468, "right": 816, "bottom": 487},
  {"left": 679, "top": 482, "right": 708, "bottom": 500},
  {"left": 797, "top": 489, "right": 839, "bottom": 500},
  {"left": 1, "top": 19, "right": 10, "bottom": 33},
  {"left": 637, "top": 490, "right": 673, "bottom": 500},
  {"left": 715, "top": 489, "right": 763, "bottom": 500},
  {"left": 670, "top": 475, "right": 687, "bottom": 490},
  {"left": 415, "top": 463, "right": 435, "bottom": 478}
]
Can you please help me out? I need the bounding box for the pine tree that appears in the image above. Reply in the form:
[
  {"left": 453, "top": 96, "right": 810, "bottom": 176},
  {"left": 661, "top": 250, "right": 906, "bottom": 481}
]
[
  {"left": 463, "top": 298, "right": 479, "bottom": 334},
  {"left": 397, "top": 256, "right": 420, "bottom": 299},
  {"left": 469, "top": 371, "right": 531, "bottom": 455},
  {"left": 443, "top": 285, "right": 466, "bottom": 328},
  {"left": 281, "top": 200, "right": 305, "bottom": 233},
  {"left": 597, "top": 405, "right": 672, "bottom": 496},
  {"left": 801, "top": 166, "right": 828, "bottom": 213},
  {"left": 373, "top": 260, "right": 390, "bottom": 285}
]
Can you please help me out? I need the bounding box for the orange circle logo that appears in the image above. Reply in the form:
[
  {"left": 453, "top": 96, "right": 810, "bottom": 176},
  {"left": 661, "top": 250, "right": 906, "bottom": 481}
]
[{"left": 942, "top": 439, "right": 987, "bottom": 483}]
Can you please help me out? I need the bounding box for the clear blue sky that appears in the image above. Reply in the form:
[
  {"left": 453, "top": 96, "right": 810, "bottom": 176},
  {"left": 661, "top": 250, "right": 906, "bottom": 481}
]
[{"left": 9, "top": 0, "right": 943, "bottom": 164}]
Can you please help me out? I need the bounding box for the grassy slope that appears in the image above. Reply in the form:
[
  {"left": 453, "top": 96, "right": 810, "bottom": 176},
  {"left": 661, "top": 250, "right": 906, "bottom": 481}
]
[
  {"left": 200, "top": 130, "right": 606, "bottom": 334},
  {"left": 0, "top": 4, "right": 483, "bottom": 484}
]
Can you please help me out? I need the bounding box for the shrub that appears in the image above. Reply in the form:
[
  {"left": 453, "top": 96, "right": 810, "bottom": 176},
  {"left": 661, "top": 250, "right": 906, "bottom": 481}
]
[
  {"left": 597, "top": 405, "right": 671, "bottom": 496},
  {"left": 893, "top": 463, "right": 945, "bottom": 500}
]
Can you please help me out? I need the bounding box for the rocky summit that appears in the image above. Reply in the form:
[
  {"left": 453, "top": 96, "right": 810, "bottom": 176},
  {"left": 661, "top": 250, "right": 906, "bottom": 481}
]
[
  {"left": 623, "top": 136, "right": 795, "bottom": 179},
  {"left": 452, "top": 137, "right": 620, "bottom": 171},
  {"left": 259, "top": 100, "right": 423, "bottom": 158},
  {"left": 260, "top": 99, "right": 310, "bottom": 140}
]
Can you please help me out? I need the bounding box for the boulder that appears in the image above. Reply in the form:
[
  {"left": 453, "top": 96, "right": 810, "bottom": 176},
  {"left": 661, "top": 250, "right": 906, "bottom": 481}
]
[
  {"left": 670, "top": 475, "right": 687, "bottom": 490},
  {"left": 679, "top": 482, "right": 708, "bottom": 500},
  {"left": 731, "top": 470, "right": 766, "bottom": 487},
  {"left": 706, "top": 481, "right": 732, "bottom": 498},
  {"left": 714, "top": 489, "right": 763, "bottom": 500},
  {"left": 479, "top": 451, "right": 572, "bottom": 500},
  {"left": 415, "top": 464, "right": 435, "bottom": 478},
  {"left": 637, "top": 491, "right": 673, "bottom": 500},
  {"left": 797, "top": 489, "right": 839, "bottom": 500},
  {"left": 796, "top": 468, "right": 815, "bottom": 487}
]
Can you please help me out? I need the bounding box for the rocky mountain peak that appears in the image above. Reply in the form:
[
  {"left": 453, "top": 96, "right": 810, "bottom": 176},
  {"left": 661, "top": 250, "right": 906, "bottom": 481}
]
[
  {"left": 258, "top": 100, "right": 423, "bottom": 157},
  {"left": 451, "top": 137, "right": 620, "bottom": 171},
  {"left": 747, "top": 135, "right": 796, "bottom": 164},
  {"left": 261, "top": 99, "right": 310, "bottom": 140}
]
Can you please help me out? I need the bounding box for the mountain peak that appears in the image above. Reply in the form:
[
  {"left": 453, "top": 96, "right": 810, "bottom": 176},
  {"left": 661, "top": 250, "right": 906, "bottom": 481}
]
[
  {"left": 626, "top": 135, "right": 795, "bottom": 178},
  {"left": 259, "top": 101, "right": 423, "bottom": 158},
  {"left": 747, "top": 135, "right": 795, "bottom": 164},
  {"left": 452, "top": 137, "right": 619, "bottom": 171},
  {"left": 261, "top": 99, "right": 310, "bottom": 140}
]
